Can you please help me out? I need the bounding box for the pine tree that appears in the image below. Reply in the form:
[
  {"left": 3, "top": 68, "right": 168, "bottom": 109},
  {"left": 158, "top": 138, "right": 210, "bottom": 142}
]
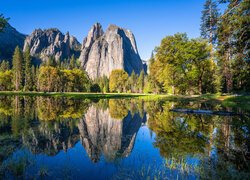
[
  {"left": 31, "top": 65, "right": 37, "bottom": 91},
  {"left": 200, "top": 0, "right": 219, "bottom": 45},
  {"left": 129, "top": 70, "right": 137, "bottom": 93},
  {"left": 217, "top": 0, "right": 249, "bottom": 92},
  {"left": 47, "top": 56, "right": 57, "bottom": 67},
  {"left": 0, "top": 60, "right": 10, "bottom": 72},
  {"left": 12, "top": 46, "right": 24, "bottom": 91},
  {"left": 0, "top": 14, "right": 9, "bottom": 32},
  {"left": 69, "top": 55, "right": 76, "bottom": 70},
  {"left": 137, "top": 70, "right": 145, "bottom": 93},
  {"left": 24, "top": 47, "right": 33, "bottom": 91}
]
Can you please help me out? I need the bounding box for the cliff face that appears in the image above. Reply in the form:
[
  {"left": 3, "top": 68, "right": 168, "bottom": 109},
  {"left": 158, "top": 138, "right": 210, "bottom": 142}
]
[
  {"left": 1, "top": 23, "right": 145, "bottom": 76},
  {"left": 0, "top": 23, "right": 26, "bottom": 61},
  {"left": 23, "top": 28, "right": 80, "bottom": 62},
  {"left": 79, "top": 23, "right": 144, "bottom": 79}
]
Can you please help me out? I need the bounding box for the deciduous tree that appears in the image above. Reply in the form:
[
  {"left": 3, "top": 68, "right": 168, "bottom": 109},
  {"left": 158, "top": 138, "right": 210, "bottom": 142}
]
[{"left": 109, "top": 69, "right": 129, "bottom": 93}]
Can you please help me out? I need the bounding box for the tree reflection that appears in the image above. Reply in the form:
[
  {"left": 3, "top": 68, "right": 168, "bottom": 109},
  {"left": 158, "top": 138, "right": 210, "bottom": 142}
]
[{"left": 147, "top": 101, "right": 250, "bottom": 178}]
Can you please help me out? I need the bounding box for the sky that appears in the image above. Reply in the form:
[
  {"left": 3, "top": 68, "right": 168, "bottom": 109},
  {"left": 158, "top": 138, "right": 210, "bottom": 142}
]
[{"left": 1, "top": 0, "right": 210, "bottom": 60}]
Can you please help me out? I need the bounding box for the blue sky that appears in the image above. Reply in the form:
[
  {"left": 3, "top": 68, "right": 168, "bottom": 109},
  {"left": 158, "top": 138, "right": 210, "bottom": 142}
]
[{"left": 1, "top": 0, "right": 213, "bottom": 60}]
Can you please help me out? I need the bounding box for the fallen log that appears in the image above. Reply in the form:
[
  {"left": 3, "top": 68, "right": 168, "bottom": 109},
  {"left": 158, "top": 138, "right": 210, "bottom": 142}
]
[{"left": 170, "top": 108, "right": 241, "bottom": 116}]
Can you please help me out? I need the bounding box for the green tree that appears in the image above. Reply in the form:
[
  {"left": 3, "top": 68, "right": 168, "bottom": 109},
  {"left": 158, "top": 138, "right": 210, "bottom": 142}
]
[
  {"left": 109, "top": 69, "right": 129, "bottom": 93},
  {"left": 150, "top": 33, "right": 217, "bottom": 94},
  {"left": 187, "top": 38, "right": 219, "bottom": 94},
  {"left": 200, "top": 0, "right": 219, "bottom": 45},
  {"left": 95, "top": 76, "right": 109, "bottom": 93},
  {"left": 12, "top": 47, "right": 24, "bottom": 91},
  {"left": 148, "top": 52, "right": 163, "bottom": 94},
  {"left": 38, "top": 66, "right": 61, "bottom": 92},
  {"left": 152, "top": 33, "right": 189, "bottom": 94},
  {"left": 61, "top": 69, "right": 90, "bottom": 92},
  {"left": 24, "top": 47, "right": 33, "bottom": 91},
  {"left": 128, "top": 70, "right": 137, "bottom": 93},
  {"left": 0, "top": 70, "right": 12, "bottom": 90},
  {"left": 0, "top": 14, "right": 9, "bottom": 32},
  {"left": 69, "top": 55, "right": 76, "bottom": 70},
  {"left": 31, "top": 65, "right": 37, "bottom": 91},
  {"left": 137, "top": 70, "right": 145, "bottom": 93},
  {"left": 0, "top": 60, "right": 10, "bottom": 72},
  {"left": 47, "top": 56, "right": 57, "bottom": 67},
  {"left": 90, "top": 84, "right": 101, "bottom": 92},
  {"left": 217, "top": 0, "right": 250, "bottom": 92}
]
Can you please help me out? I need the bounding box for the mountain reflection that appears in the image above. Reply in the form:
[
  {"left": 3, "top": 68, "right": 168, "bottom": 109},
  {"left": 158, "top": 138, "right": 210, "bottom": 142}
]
[
  {"left": 0, "top": 96, "right": 146, "bottom": 163},
  {"left": 79, "top": 104, "right": 145, "bottom": 162}
]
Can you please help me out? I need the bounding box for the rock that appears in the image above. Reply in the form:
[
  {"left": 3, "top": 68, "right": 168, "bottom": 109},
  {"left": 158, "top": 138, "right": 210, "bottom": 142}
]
[
  {"left": 0, "top": 23, "right": 26, "bottom": 61},
  {"left": 23, "top": 28, "right": 80, "bottom": 62},
  {"left": 79, "top": 23, "right": 144, "bottom": 79},
  {"left": 79, "top": 23, "right": 104, "bottom": 68},
  {"left": 70, "top": 35, "right": 81, "bottom": 50}
]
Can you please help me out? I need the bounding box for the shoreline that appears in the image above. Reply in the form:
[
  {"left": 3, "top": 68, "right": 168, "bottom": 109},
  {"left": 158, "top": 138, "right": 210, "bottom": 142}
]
[{"left": 0, "top": 91, "right": 249, "bottom": 102}]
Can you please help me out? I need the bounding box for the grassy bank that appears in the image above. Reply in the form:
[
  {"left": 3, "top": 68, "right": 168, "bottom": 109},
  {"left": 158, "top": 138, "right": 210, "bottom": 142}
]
[
  {"left": 0, "top": 91, "right": 152, "bottom": 99},
  {"left": 154, "top": 94, "right": 250, "bottom": 110},
  {"left": 0, "top": 91, "right": 249, "bottom": 107}
]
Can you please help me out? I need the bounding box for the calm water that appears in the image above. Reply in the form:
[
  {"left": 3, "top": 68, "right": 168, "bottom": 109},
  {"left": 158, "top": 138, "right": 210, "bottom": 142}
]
[{"left": 0, "top": 96, "right": 249, "bottom": 179}]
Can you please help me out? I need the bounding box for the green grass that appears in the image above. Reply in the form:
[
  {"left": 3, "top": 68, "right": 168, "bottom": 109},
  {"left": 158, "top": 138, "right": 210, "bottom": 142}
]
[
  {"left": 0, "top": 91, "right": 150, "bottom": 99},
  {"left": 0, "top": 91, "right": 249, "bottom": 109}
]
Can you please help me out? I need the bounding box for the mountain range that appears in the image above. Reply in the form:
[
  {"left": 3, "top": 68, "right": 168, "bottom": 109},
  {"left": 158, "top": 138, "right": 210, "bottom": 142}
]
[{"left": 0, "top": 23, "right": 146, "bottom": 79}]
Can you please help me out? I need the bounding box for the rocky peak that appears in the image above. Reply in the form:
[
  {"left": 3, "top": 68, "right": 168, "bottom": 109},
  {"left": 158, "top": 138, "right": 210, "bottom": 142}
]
[
  {"left": 79, "top": 23, "right": 104, "bottom": 67},
  {"left": 69, "top": 35, "right": 81, "bottom": 50},
  {"left": 82, "top": 23, "right": 104, "bottom": 49},
  {"left": 24, "top": 28, "right": 80, "bottom": 62},
  {"left": 79, "top": 23, "right": 144, "bottom": 79}
]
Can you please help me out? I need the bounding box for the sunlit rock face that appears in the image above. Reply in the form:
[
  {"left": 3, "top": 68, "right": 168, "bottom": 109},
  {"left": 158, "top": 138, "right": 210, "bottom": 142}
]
[
  {"left": 79, "top": 23, "right": 144, "bottom": 79},
  {"left": 23, "top": 28, "right": 80, "bottom": 62},
  {"left": 78, "top": 105, "right": 144, "bottom": 162}
]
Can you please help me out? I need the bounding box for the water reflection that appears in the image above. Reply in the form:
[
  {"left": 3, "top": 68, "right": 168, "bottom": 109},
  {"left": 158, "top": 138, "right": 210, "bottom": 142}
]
[
  {"left": 0, "top": 96, "right": 249, "bottom": 179},
  {"left": 79, "top": 104, "right": 146, "bottom": 162}
]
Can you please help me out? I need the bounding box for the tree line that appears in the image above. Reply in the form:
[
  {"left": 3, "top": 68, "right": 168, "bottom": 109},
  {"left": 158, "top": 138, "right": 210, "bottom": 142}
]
[
  {"left": 0, "top": 47, "right": 93, "bottom": 92},
  {"left": 0, "top": 46, "right": 149, "bottom": 93},
  {"left": 149, "top": 0, "right": 249, "bottom": 94}
]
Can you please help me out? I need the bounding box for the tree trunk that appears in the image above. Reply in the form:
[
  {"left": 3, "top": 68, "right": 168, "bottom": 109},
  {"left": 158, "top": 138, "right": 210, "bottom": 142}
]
[
  {"left": 225, "top": 50, "right": 233, "bottom": 93},
  {"left": 198, "top": 79, "right": 202, "bottom": 95},
  {"left": 172, "top": 85, "right": 175, "bottom": 95}
]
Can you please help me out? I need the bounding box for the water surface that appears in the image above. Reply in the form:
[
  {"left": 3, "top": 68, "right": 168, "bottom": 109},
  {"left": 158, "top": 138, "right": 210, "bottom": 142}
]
[{"left": 0, "top": 96, "right": 249, "bottom": 179}]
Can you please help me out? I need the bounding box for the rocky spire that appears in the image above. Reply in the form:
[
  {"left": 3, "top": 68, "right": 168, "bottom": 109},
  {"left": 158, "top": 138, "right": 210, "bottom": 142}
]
[
  {"left": 79, "top": 23, "right": 144, "bottom": 79},
  {"left": 79, "top": 23, "right": 104, "bottom": 67}
]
